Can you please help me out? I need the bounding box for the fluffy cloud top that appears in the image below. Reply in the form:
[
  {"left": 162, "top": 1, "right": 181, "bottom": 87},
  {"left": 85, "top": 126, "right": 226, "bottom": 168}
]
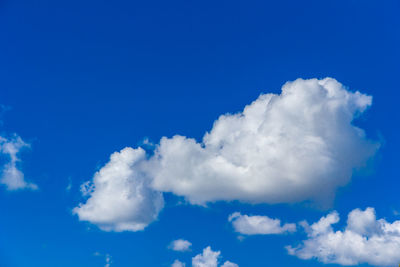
[
  {"left": 149, "top": 78, "right": 378, "bottom": 205},
  {"left": 73, "top": 147, "right": 164, "bottom": 232},
  {"left": 287, "top": 207, "right": 400, "bottom": 266},
  {"left": 228, "top": 212, "right": 296, "bottom": 235},
  {"left": 169, "top": 239, "right": 192, "bottom": 252},
  {"left": 192, "top": 247, "right": 238, "bottom": 267},
  {"left": 0, "top": 135, "right": 37, "bottom": 190},
  {"left": 74, "top": 78, "right": 378, "bottom": 231}
]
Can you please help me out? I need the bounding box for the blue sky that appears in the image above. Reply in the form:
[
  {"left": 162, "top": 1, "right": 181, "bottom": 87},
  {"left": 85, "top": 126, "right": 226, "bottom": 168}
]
[{"left": 1, "top": 0, "right": 400, "bottom": 266}]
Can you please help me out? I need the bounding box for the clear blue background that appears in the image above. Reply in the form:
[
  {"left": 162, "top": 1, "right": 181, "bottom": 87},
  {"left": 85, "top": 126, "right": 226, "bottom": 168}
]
[{"left": 0, "top": 0, "right": 399, "bottom": 266}]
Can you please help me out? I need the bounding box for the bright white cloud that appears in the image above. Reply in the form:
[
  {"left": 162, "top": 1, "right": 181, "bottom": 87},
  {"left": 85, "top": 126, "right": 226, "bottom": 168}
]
[
  {"left": 169, "top": 239, "right": 192, "bottom": 252},
  {"left": 0, "top": 135, "right": 37, "bottom": 190},
  {"left": 172, "top": 259, "right": 186, "bottom": 267},
  {"left": 228, "top": 212, "right": 296, "bottom": 235},
  {"left": 74, "top": 78, "right": 379, "bottom": 231},
  {"left": 148, "top": 78, "right": 378, "bottom": 205},
  {"left": 73, "top": 147, "right": 164, "bottom": 232},
  {"left": 192, "top": 246, "right": 238, "bottom": 267},
  {"left": 287, "top": 207, "right": 400, "bottom": 266}
]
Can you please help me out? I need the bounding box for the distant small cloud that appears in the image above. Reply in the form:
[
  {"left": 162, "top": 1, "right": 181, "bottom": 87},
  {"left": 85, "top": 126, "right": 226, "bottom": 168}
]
[
  {"left": 169, "top": 239, "right": 192, "bottom": 252},
  {"left": 0, "top": 135, "right": 37, "bottom": 191},
  {"left": 192, "top": 246, "right": 238, "bottom": 267},
  {"left": 228, "top": 212, "right": 296, "bottom": 235},
  {"left": 220, "top": 261, "right": 238, "bottom": 267},
  {"left": 171, "top": 259, "right": 186, "bottom": 267}
]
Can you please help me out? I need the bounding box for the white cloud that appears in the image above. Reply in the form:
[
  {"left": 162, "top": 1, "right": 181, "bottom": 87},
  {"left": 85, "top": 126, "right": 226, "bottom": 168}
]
[
  {"left": 192, "top": 247, "right": 219, "bottom": 267},
  {"left": 228, "top": 212, "right": 296, "bottom": 235},
  {"left": 148, "top": 78, "right": 378, "bottom": 206},
  {"left": 192, "top": 246, "right": 238, "bottom": 267},
  {"left": 220, "top": 261, "right": 238, "bottom": 267},
  {"left": 172, "top": 259, "right": 186, "bottom": 267},
  {"left": 73, "top": 147, "right": 164, "bottom": 232},
  {"left": 0, "top": 135, "right": 37, "bottom": 190},
  {"left": 74, "top": 78, "right": 379, "bottom": 231},
  {"left": 287, "top": 207, "right": 400, "bottom": 266},
  {"left": 169, "top": 239, "right": 192, "bottom": 252}
]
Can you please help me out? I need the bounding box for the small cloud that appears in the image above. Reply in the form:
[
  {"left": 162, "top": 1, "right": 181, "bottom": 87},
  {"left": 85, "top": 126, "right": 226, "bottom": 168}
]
[
  {"left": 221, "top": 261, "right": 238, "bottom": 267},
  {"left": 169, "top": 239, "right": 192, "bottom": 252},
  {"left": 228, "top": 212, "right": 296, "bottom": 235},
  {"left": 192, "top": 246, "right": 238, "bottom": 267},
  {"left": 0, "top": 135, "right": 37, "bottom": 191},
  {"left": 142, "top": 137, "right": 153, "bottom": 146},
  {"left": 139, "top": 137, "right": 155, "bottom": 150},
  {"left": 171, "top": 259, "right": 186, "bottom": 267}
]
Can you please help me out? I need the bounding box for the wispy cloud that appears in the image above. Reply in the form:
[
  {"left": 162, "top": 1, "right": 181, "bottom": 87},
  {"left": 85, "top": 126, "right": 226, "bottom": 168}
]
[{"left": 0, "top": 135, "right": 37, "bottom": 190}]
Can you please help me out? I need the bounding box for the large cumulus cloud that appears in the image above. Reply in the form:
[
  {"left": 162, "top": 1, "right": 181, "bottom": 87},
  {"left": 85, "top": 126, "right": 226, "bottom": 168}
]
[
  {"left": 75, "top": 78, "right": 378, "bottom": 231},
  {"left": 148, "top": 78, "right": 378, "bottom": 205}
]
